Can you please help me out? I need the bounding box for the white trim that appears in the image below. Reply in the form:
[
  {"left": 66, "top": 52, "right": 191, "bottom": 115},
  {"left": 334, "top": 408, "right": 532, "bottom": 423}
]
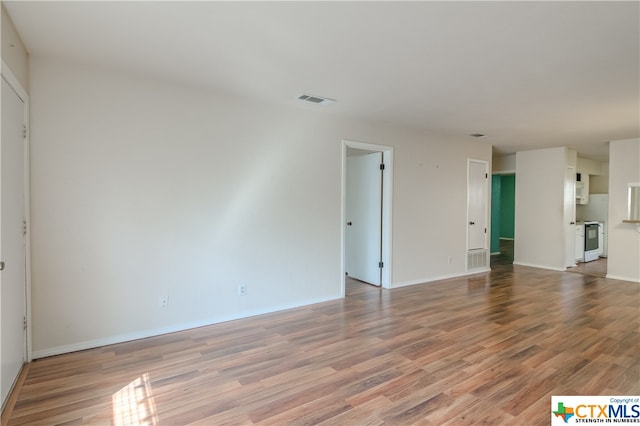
[
  {"left": 492, "top": 169, "right": 516, "bottom": 175},
  {"left": 341, "top": 140, "right": 393, "bottom": 292},
  {"left": 32, "top": 294, "right": 342, "bottom": 359},
  {"left": 392, "top": 268, "right": 491, "bottom": 289},
  {"left": 565, "top": 165, "right": 577, "bottom": 268},
  {"left": 1, "top": 60, "right": 32, "bottom": 363},
  {"left": 513, "top": 261, "right": 566, "bottom": 272},
  {"left": 605, "top": 274, "right": 640, "bottom": 283}
]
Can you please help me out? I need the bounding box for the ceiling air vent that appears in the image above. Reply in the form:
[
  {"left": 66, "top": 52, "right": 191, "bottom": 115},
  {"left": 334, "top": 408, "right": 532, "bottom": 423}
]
[{"left": 298, "top": 94, "right": 336, "bottom": 106}]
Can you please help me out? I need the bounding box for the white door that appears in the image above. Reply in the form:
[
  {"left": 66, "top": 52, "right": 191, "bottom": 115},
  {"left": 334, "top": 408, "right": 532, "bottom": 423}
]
[
  {"left": 346, "top": 152, "right": 382, "bottom": 286},
  {"left": 468, "top": 160, "right": 488, "bottom": 250},
  {"left": 1, "top": 76, "right": 27, "bottom": 406},
  {"left": 564, "top": 166, "right": 577, "bottom": 268}
]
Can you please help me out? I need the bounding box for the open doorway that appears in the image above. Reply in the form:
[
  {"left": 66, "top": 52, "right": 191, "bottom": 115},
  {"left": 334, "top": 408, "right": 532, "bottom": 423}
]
[
  {"left": 490, "top": 174, "right": 515, "bottom": 266},
  {"left": 567, "top": 162, "right": 609, "bottom": 278},
  {"left": 568, "top": 188, "right": 609, "bottom": 278},
  {"left": 346, "top": 150, "right": 383, "bottom": 287},
  {"left": 342, "top": 140, "right": 393, "bottom": 295}
]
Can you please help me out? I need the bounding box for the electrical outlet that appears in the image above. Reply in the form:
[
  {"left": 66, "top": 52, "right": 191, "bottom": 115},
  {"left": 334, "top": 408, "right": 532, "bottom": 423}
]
[
  {"left": 160, "top": 295, "right": 168, "bottom": 308},
  {"left": 238, "top": 284, "right": 247, "bottom": 296}
]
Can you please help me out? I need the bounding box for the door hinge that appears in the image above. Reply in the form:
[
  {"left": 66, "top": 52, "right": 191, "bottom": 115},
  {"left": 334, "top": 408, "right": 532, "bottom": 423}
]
[
  {"left": 485, "top": 173, "right": 488, "bottom": 178},
  {"left": 378, "top": 261, "right": 384, "bottom": 268},
  {"left": 23, "top": 219, "right": 27, "bottom": 236},
  {"left": 23, "top": 316, "right": 27, "bottom": 330},
  {"left": 380, "top": 163, "right": 385, "bottom": 171},
  {"left": 23, "top": 125, "right": 27, "bottom": 139},
  {"left": 484, "top": 228, "right": 487, "bottom": 233}
]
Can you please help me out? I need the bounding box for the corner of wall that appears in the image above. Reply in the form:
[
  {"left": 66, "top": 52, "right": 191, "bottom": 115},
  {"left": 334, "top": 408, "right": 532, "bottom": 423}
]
[
  {"left": 492, "top": 153, "right": 516, "bottom": 174},
  {"left": 607, "top": 138, "right": 640, "bottom": 282},
  {"left": 566, "top": 148, "right": 577, "bottom": 168},
  {"left": 1, "top": 3, "right": 30, "bottom": 93}
]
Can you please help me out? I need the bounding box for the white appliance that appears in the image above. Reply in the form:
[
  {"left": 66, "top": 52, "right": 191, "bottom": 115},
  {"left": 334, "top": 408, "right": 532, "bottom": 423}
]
[
  {"left": 576, "top": 194, "right": 608, "bottom": 259},
  {"left": 583, "top": 221, "right": 600, "bottom": 262}
]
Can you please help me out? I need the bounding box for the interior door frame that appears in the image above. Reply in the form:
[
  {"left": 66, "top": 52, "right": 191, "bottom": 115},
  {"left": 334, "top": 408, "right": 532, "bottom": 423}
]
[
  {"left": 1, "top": 60, "right": 32, "bottom": 363},
  {"left": 466, "top": 159, "right": 489, "bottom": 251},
  {"left": 345, "top": 151, "right": 383, "bottom": 286},
  {"left": 564, "top": 165, "right": 577, "bottom": 268},
  {"left": 341, "top": 140, "right": 393, "bottom": 294}
]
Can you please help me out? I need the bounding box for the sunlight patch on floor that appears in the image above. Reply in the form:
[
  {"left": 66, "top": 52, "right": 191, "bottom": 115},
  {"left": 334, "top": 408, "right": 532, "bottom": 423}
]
[{"left": 112, "top": 373, "right": 158, "bottom": 426}]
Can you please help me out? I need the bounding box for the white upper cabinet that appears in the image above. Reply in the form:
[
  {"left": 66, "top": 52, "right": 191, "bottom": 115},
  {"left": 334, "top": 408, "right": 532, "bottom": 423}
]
[{"left": 576, "top": 173, "right": 589, "bottom": 204}]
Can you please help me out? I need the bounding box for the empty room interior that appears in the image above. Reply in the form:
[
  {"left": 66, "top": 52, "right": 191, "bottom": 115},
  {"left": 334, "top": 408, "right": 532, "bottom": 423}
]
[{"left": 1, "top": 2, "right": 639, "bottom": 425}]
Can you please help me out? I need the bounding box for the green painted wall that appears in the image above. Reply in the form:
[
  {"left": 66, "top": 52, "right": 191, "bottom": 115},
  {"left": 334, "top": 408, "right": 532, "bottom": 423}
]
[
  {"left": 490, "top": 174, "right": 515, "bottom": 253},
  {"left": 500, "top": 175, "right": 515, "bottom": 239},
  {"left": 491, "top": 175, "right": 501, "bottom": 253}
]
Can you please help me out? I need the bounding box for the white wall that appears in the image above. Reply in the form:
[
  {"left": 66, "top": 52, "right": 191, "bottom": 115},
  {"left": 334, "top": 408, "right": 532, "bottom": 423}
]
[
  {"left": 29, "top": 56, "right": 491, "bottom": 356},
  {"left": 492, "top": 154, "right": 515, "bottom": 173},
  {"left": 392, "top": 135, "right": 490, "bottom": 286},
  {"left": 1, "top": 3, "right": 29, "bottom": 92},
  {"left": 590, "top": 162, "right": 609, "bottom": 194},
  {"left": 607, "top": 138, "right": 640, "bottom": 282},
  {"left": 576, "top": 157, "right": 604, "bottom": 176},
  {"left": 514, "top": 147, "right": 569, "bottom": 270}
]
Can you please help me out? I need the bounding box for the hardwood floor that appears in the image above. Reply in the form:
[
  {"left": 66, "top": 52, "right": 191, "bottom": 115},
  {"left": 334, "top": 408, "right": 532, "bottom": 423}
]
[
  {"left": 492, "top": 238, "right": 608, "bottom": 279},
  {"left": 490, "top": 238, "right": 513, "bottom": 267},
  {"left": 567, "top": 257, "right": 608, "bottom": 278},
  {"left": 3, "top": 265, "right": 639, "bottom": 425}
]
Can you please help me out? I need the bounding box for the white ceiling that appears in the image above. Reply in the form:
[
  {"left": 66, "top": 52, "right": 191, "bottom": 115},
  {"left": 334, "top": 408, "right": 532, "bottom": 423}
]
[{"left": 5, "top": 1, "right": 639, "bottom": 162}]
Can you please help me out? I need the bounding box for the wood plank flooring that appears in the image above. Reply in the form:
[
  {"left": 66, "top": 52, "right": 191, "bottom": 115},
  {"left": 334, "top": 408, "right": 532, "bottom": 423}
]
[
  {"left": 567, "top": 257, "right": 608, "bottom": 278},
  {"left": 490, "top": 238, "right": 514, "bottom": 267},
  {"left": 3, "top": 265, "right": 639, "bottom": 425}
]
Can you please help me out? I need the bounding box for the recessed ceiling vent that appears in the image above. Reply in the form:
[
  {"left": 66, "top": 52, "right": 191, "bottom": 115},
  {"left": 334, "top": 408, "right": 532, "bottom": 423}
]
[
  {"left": 298, "top": 94, "right": 336, "bottom": 105},
  {"left": 469, "top": 133, "right": 486, "bottom": 138}
]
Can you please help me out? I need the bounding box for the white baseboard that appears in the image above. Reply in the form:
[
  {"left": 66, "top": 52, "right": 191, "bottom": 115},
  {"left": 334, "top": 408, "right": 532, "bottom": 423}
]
[
  {"left": 392, "top": 268, "right": 491, "bottom": 289},
  {"left": 605, "top": 274, "right": 640, "bottom": 283},
  {"left": 31, "top": 295, "right": 341, "bottom": 359},
  {"left": 512, "top": 261, "right": 566, "bottom": 272}
]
